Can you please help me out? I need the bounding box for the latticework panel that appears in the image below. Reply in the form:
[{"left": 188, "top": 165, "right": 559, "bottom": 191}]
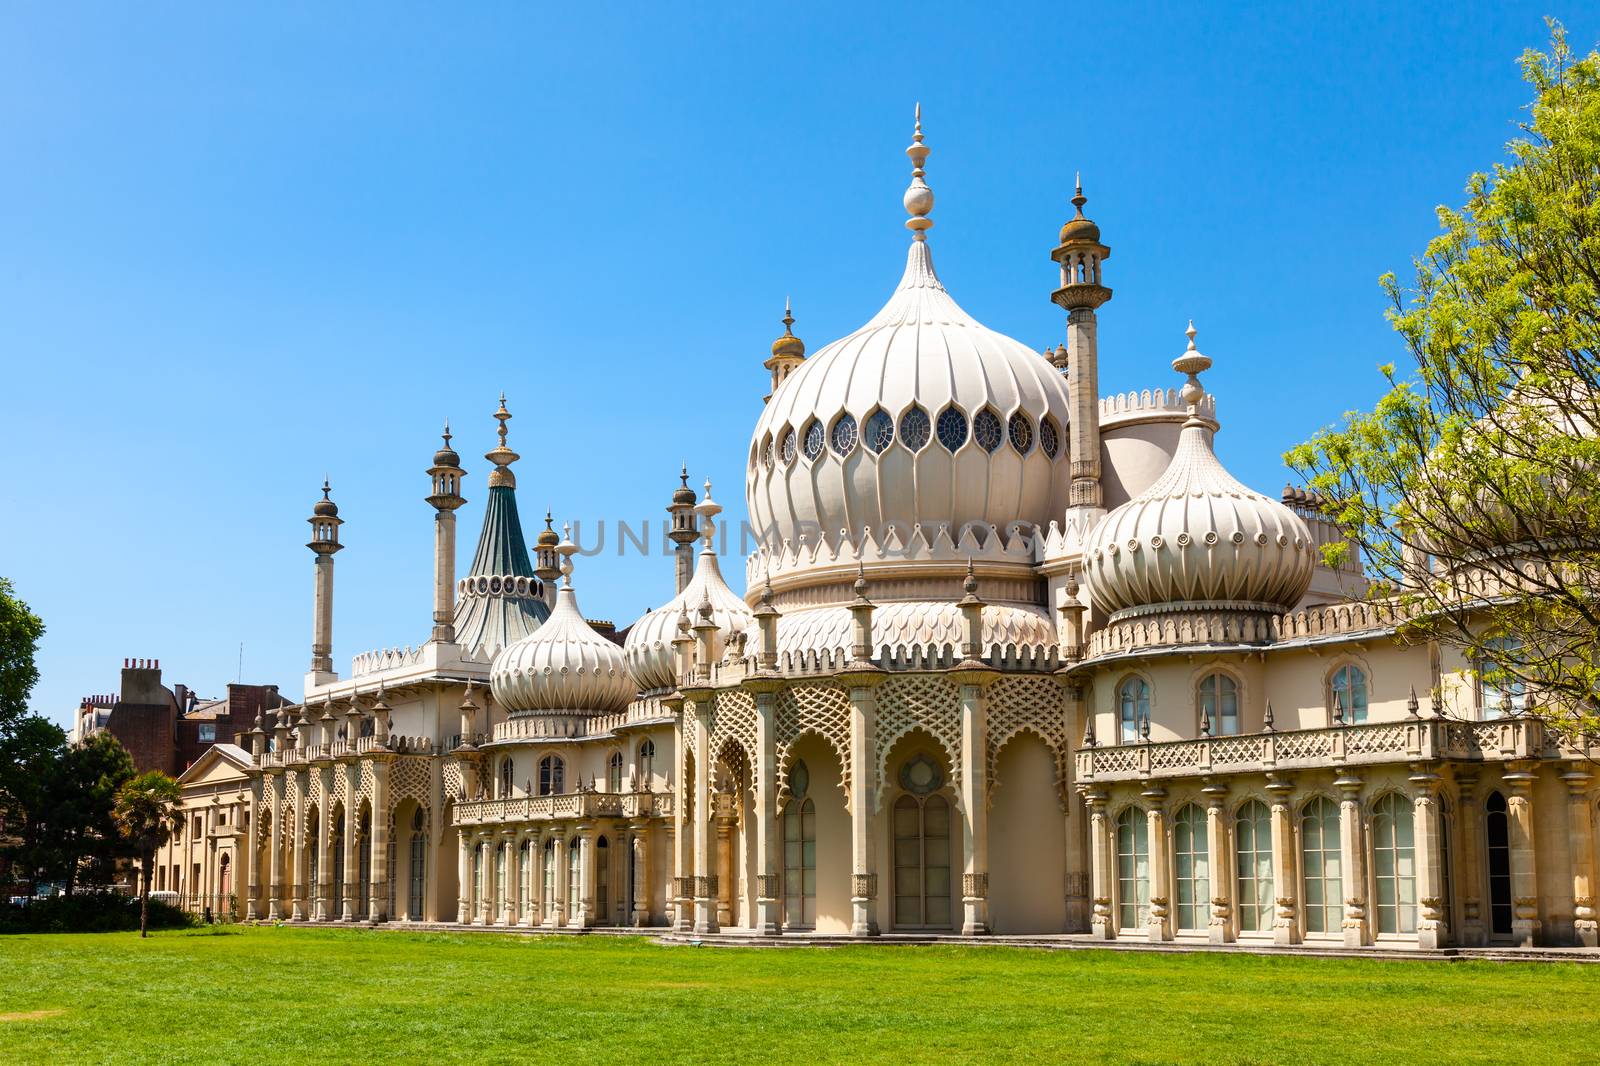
[
  {"left": 442, "top": 761, "right": 464, "bottom": 801},
  {"left": 358, "top": 761, "right": 375, "bottom": 806},
  {"left": 776, "top": 684, "right": 851, "bottom": 804},
  {"left": 390, "top": 757, "right": 433, "bottom": 808},
  {"left": 985, "top": 675, "right": 1071, "bottom": 806},
  {"left": 710, "top": 690, "right": 758, "bottom": 788},
  {"left": 331, "top": 769, "right": 348, "bottom": 811},
  {"left": 875, "top": 674, "right": 962, "bottom": 802}
]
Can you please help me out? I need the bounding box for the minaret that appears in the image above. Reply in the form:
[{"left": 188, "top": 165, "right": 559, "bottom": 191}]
[
  {"left": 426, "top": 421, "right": 467, "bottom": 643},
  {"left": 534, "top": 510, "right": 561, "bottom": 607},
  {"left": 763, "top": 299, "right": 805, "bottom": 402},
  {"left": 666, "top": 465, "right": 698, "bottom": 593},
  {"left": 306, "top": 479, "right": 344, "bottom": 684},
  {"left": 1050, "top": 174, "right": 1112, "bottom": 514}
]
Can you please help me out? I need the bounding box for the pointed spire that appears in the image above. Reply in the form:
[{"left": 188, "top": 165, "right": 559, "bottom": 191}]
[
  {"left": 485, "top": 393, "right": 521, "bottom": 488},
  {"left": 1262, "top": 700, "right": 1276, "bottom": 732},
  {"left": 1407, "top": 685, "right": 1421, "bottom": 719},
  {"left": 1332, "top": 689, "right": 1346, "bottom": 726},
  {"left": 1072, "top": 171, "right": 1086, "bottom": 215},
  {"left": 1172, "top": 320, "right": 1212, "bottom": 419},
  {"left": 904, "top": 103, "right": 934, "bottom": 241}
]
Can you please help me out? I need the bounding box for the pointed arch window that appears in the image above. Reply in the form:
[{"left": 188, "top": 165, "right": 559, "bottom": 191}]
[
  {"left": 779, "top": 427, "right": 796, "bottom": 465},
  {"left": 518, "top": 839, "right": 532, "bottom": 920},
  {"left": 1173, "top": 803, "right": 1209, "bottom": 932},
  {"left": 829, "top": 412, "right": 858, "bottom": 455},
  {"left": 638, "top": 739, "right": 656, "bottom": 786},
  {"left": 499, "top": 756, "right": 514, "bottom": 799},
  {"left": 568, "top": 837, "right": 582, "bottom": 915},
  {"left": 1300, "top": 797, "right": 1341, "bottom": 934},
  {"left": 936, "top": 407, "right": 968, "bottom": 452},
  {"left": 802, "top": 419, "right": 824, "bottom": 461},
  {"left": 1119, "top": 678, "right": 1149, "bottom": 743},
  {"left": 1040, "top": 416, "right": 1061, "bottom": 459},
  {"left": 782, "top": 760, "right": 816, "bottom": 929},
  {"left": 1486, "top": 791, "right": 1512, "bottom": 936},
  {"left": 1114, "top": 807, "right": 1149, "bottom": 930},
  {"left": 1480, "top": 636, "right": 1525, "bottom": 718},
  {"left": 408, "top": 808, "right": 427, "bottom": 921},
  {"left": 1331, "top": 664, "right": 1369, "bottom": 724},
  {"left": 538, "top": 755, "right": 565, "bottom": 796},
  {"left": 1234, "top": 800, "right": 1273, "bottom": 933},
  {"left": 973, "top": 408, "right": 1003, "bottom": 452},
  {"left": 864, "top": 409, "right": 895, "bottom": 454},
  {"left": 1199, "top": 673, "right": 1240, "bottom": 736},
  {"left": 1371, "top": 793, "right": 1416, "bottom": 935},
  {"left": 899, "top": 405, "right": 931, "bottom": 451},
  {"left": 1007, "top": 412, "right": 1033, "bottom": 454},
  {"left": 893, "top": 782, "right": 952, "bottom": 930},
  {"left": 607, "top": 751, "right": 624, "bottom": 793}
]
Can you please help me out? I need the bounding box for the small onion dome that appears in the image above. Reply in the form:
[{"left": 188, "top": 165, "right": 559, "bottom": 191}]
[
  {"left": 771, "top": 301, "right": 805, "bottom": 361},
  {"left": 1084, "top": 326, "right": 1313, "bottom": 620},
  {"left": 490, "top": 567, "right": 633, "bottom": 716},
  {"left": 624, "top": 545, "right": 755, "bottom": 692},
  {"left": 671, "top": 466, "right": 697, "bottom": 507},
  {"left": 535, "top": 510, "right": 560, "bottom": 550},
  {"left": 433, "top": 422, "right": 461, "bottom": 468},
  {"left": 312, "top": 480, "right": 339, "bottom": 517},
  {"left": 1058, "top": 175, "right": 1101, "bottom": 244}
]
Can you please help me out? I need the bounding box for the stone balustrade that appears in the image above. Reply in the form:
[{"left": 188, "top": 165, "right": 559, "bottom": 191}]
[{"left": 452, "top": 790, "right": 673, "bottom": 827}]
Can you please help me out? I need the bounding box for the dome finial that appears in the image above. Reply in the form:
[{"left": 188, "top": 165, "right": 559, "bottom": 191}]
[
  {"left": 904, "top": 104, "right": 934, "bottom": 241},
  {"left": 1072, "top": 172, "right": 1086, "bottom": 216},
  {"left": 442, "top": 418, "right": 451, "bottom": 447},
  {"left": 557, "top": 522, "right": 577, "bottom": 587},
  {"left": 485, "top": 393, "right": 520, "bottom": 488},
  {"left": 1172, "top": 320, "right": 1212, "bottom": 418}
]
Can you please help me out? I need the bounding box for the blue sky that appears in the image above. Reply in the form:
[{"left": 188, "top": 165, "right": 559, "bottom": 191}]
[{"left": 4, "top": 3, "right": 1592, "bottom": 726}]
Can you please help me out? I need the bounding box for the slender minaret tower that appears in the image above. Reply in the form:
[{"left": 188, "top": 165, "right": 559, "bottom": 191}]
[
  {"left": 666, "top": 465, "right": 698, "bottom": 593},
  {"left": 533, "top": 509, "right": 561, "bottom": 607},
  {"left": 426, "top": 421, "right": 467, "bottom": 643},
  {"left": 763, "top": 299, "right": 805, "bottom": 402},
  {"left": 1050, "top": 174, "right": 1112, "bottom": 515},
  {"left": 306, "top": 479, "right": 344, "bottom": 684}
]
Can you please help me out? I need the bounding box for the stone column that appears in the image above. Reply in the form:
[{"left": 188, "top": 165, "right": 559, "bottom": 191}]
[
  {"left": 955, "top": 673, "right": 994, "bottom": 935},
  {"left": 1336, "top": 772, "right": 1368, "bottom": 948},
  {"left": 631, "top": 830, "right": 650, "bottom": 926},
  {"left": 1564, "top": 770, "right": 1597, "bottom": 947},
  {"left": 715, "top": 800, "right": 736, "bottom": 929},
  {"left": 502, "top": 830, "right": 519, "bottom": 927},
  {"left": 368, "top": 759, "right": 391, "bottom": 923},
  {"left": 751, "top": 684, "right": 781, "bottom": 935},
  {"left": 1410, "top": 767, "right": 1448, "bottom": 950},
  {"left": 1143, "top": 783, "right": 1170, "bottom": 943},
  {"left": 846, "top": 677, "right": 882, "bottom": 937},
  {"left": 690, "top": 698, "right": 718, "bottom": 935},
  {"left": 1504, "top": 762, "right": 1540, "bottom": 947},
  {"left": 551, "top": 833, "right": 568, "bottom": 928},
  {"left": 266, "top": 775, "right": 284, "bottom": 920},
  {"left": 243, "top": 782, "right": 261, "bottom": 921},
  {"left": 1084, "top": 788, "right": 1114, "bottom": 940},
  {"left": 573, "top": 828, "right": 596, "bottom": 929},
  {"left": 290, "top": 783, "right": 307, "bottom": 921},
  {"left": 340, "top": 778, "right": 358, "bottom": 922},
  {"left": 455, "top": 828, "right": 471, "bottom": 924},
  {"left": 315, "top": 767, "right": 334, "bottom": 920},
  {"left": 524, "top": 829, "right": 542, "bottom": 927},
  {"left": 1202, "top": 780, "right": 1233, "bottom": 944},
  {"left": 1455, "top": 772, "right": 1486, "bottom": 946},
  {"left": 1267, "top": 775, "right": 1299, "bottom": 946}
]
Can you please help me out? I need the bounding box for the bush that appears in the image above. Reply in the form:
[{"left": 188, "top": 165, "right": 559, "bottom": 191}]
[{"left": 0, "top": 892, "right": 198, "bottom": 934}]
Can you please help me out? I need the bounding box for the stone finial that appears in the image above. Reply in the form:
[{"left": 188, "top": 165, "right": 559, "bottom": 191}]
[
  {"left": 904, "top": 103, "right": 933, "bottom": 240},
  {"left": 1199, "top": 701, "right": 1212, "bottom": 737},
  {"left": 557, "top": 522, "right": 577, "bottom": 586},
  {"left": 1172, "top": 321, "right": 1212, "bottom": 416},
  {"left": 1262, "top": 700, "right": 1276, "bottom": 733},
  {"left": 485, "top": 393, "right": 521, "bottom": 488},
  {"left": 1332, "top": 689, "right": 1345, "bottom": 726},
  {"left": 1407, "top": 685, "right": 1421, "bottom": 719}
]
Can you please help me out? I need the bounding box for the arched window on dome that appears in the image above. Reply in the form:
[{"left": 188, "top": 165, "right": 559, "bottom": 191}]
[
  {"left": 1040, "top": 416, "right": 1061, "bottom": 459},
  {"left": 779, "top": 426, "right": 797, "bottom": 465},
  {"left": 1198, "top": 673, "right": 1240, "bottom": 736},
  {"left": 1235, "top": 800, "right": 1273, "bottom": 933},
  {"left": 829, "top": 412, "right": 858, "bottom": 455},
  {"left": 498, "top": 756, "right": 514, "bottom": 799},
  {"left": 538, "top": 755, "right": 565, "bottom": 796},
  {"left": 638, "top": 739, "right": 656, "bottom": 786},
  {"left": 1330, "top": 664, "right": 1369, "bottom": 725},
  {"left": 899, "top": 405, "right": 931, "bottom": 451},
  {"left": 1118, "top": 677, "right": 1149, "bottom": 743},
  {"left": 864, "top": 409, "right": 894, "bottom": 454},
  {"left": 973, "top": 408, "right": 1003, "bottom": 452},
  {"left": 1007, "top": 412, "right": 1033, "bottom": 454},
  {"left": 760, "top": 435, "right": 773, "bottom": 470},
  {"left": 607, "top": 750, "right": 624, "bottom": 793},
  {"left": 1114, "top": 807, "right": 1148, "bottom": 930},
  {"left": 802, "top": 419, "right": 824, "bottom": 461},
  {"left": 936, "top": 407, "right": 968, "bottom": 452}
]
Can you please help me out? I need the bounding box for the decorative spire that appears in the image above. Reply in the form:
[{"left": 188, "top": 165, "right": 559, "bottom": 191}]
[
  {"left": 1262, "top": 700, "right": 1276, "bottom": 732},
  {"left": 1072, "top": 171, "right": 1086, "bottom": 215},
  {"left": 1172, "top": 320, "right": 1212, "bottom": 419},
  {"left": 1407, "top": 685, "right": 1421, "bottom": 719},
  {"left": 904, "top": 103, "right": 933, "bottom": 241},
  {"left": 695, "top": 478, "right": 722, "bottom": 550},
  {"left": 485, "top": 393, "right": 521, "bottom": 488},
  {"left": 557, "top": 522, "right": 577, "bottom": 588}
]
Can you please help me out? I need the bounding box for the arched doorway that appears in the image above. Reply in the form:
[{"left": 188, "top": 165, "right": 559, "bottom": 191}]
[
  {"left": 1486, "top": 791, "right": 1513, "bottom": 938},
  {"left": 218, "top": 853, "right": 232, "bottom": 909},
  {"left": 987, "top": 734, "right": 1065, "bottom": 933}
]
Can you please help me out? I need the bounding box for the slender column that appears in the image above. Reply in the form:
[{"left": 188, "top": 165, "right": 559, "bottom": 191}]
[
  {"left": 715, "top": 803, "right": 735, "bottom": 929},
  {"left": 1203, "top": 781, "right": 1233, "bottom": 944},
  {"left": 1455, "top": 772, "right": 1486, "bottom": 946},
  {"left": 314, "top": 767, "right": 334, "bottom": 920},
  {"left": 672, "top": 731, "right": 694, "bottom": 932},
  {"left": 1564, "top": 770, "right": 1597, "bottom": 947},
  {"left": 266, "top": 775, "right": 284, "bottom": 920},
  {"left": 957, "top": 678, "right": 992, "bottom": 935},
  {"left": 631, "top": 831, "right": 650, "bottom": 926},
  {"left": 847, "top": 680, "right": 881, "bottom": 936},
  {"left": 1062, "top": 684, "right": 1090, "bottom": 934},
  {"left": 368, "top": 760, "right": 391, "bottom": 922},
  {"left": 502, "top": 831, "right": 518, "bottom": 926},
  {"left": 1411, "top": 767, "right": 1447, "bottom": 949},
  {"left": 524, "top": 829, "right": 542, "bottom": 926},
  {"left": 691, "top": 698, "right": 718, "bottom": 934},
  {"left": 572, "top": 828, "right": 595, "bottom": 929},
  {"left": 551, "top": 834, "right": 568, "bottom": 928},
  {"left": 431, "top": 508, "right": 458, "bottom": 643},
  {"left": 1504, "top": 762, "right": 1540, "bottom": 947},
  {"left": 339, "top": 776, "right": 358, "bottom": 921},
  {"left": 1336, "top": 772, "right": 1368, "bottom": 948},
  {"left": 1084, "top": 788, "right": 1114, "bottom": 940},
  {"left": 751, "top": 686, "right": 781, "bottom": 935},
  {"left": 290, "top": 781, "right": 308, "bottom": 921},
  {"left": 1267, "top": 776, "right": 1299, "bottom": 946},
  {"left": 311, "top": 554, "right": 336, "bottom": 676},
  {"left": 456, "top": 828, "right": 471, "bottom": 924},
  {"left": 244, "top": 781, "right": 261, "bottom": 920},
  {"left": 1144, "top": 783, "right": 1170, "bottom": 943}
]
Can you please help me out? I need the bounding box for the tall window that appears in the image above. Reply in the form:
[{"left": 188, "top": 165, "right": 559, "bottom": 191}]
[
  {"left": 538, "top": 755, "right": 565, "bottom": 796},
  {"left": 596, "top": 837, "right": 610, "bottom": 922},
  {"left": 499, "top": 757, "right": 514, "bottom": 799},
  {"left": 518, "top": 839, "right": 532, "bottom": 920},
  {"left": 1199, "top": 673, "right": 1240, "bottom": 736},
  {"left": 568, "top": 837, "right": 582, "bottom": 916},
  {"left": 542, "top": 839, "right": 557, "bottom": 922},
  {"left": 607, "top": 751, "right": 624, "bottom": 793},
  {"left": 1372, "top": 793, "right": 1416, "bottom": 935},
  {"left": 307, "top": 811, "right": 320, "bottom": 897},
  {"left": 638, "top": 739, "right": 656, "bottom": 786},
  {"left": 1119, "top": 678, "right": 1150, "bottom": 743},
  {"left": 1173, "top": 804, "right": 1209, "bottom": 932},
  {"left": 495, "top": 843, "right": 508, "bottom": 919},
  {"left": 1235, "top": 801, "right": 1273, "bottom": 933},
  {"left": 1331, "top": 665, "right": 1369, "bottom": 724},
  {"left": 1486, "top": 792, "right": 1513, "bottom": 936},
  {"left": 1300, "top": 798, "right": 1342, "bottom": 935},
  {"left": 357, "top": 811, "right": 372, "bottom": 919},
  {"left": 331, "top": 813, "right": 345, "bottom": 919},
  {"left": 408, "top": 808, "right": 426, "bottom": 921},
  {"left": 471, "top": 843, "right": 483, "bottom": 918},
  {"left": 1481, "top": 637, "right": 1526, "bottom": 717},
  {"left": 1114, "top": 807, "right": 1149, "bottom": 930},
  {"left": 782, "top": 760, "right": 816, "bottom": 928},
  {"left": 892, "top": 787, "right": 952, "bottom": 929}
]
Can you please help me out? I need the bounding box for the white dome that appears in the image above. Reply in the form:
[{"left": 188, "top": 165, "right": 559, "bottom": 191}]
[
  {"left": 747, "top": 238, "right": 1071, "bottom": 572},
  {"left": 624, "top": 546, "right": 755, "bottom": 693},
  {"left": 1085, "top": 408, "right": 1314, "bottom": 620},
  {"left": 491, "top": 583, "right": 633, "bottom": 714}
]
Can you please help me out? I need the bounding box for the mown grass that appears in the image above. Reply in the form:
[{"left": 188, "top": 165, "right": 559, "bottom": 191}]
[{"left": 1, "top": 926, "right": 1596, "bottom": 1064}]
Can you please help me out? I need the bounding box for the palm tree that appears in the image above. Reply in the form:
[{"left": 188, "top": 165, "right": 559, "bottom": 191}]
[{"left": 113, "top": 772, "right": 182, "bottom": 938}]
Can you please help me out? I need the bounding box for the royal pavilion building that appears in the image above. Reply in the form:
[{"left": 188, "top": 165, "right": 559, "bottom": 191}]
[{"left": 209, "top": 113, "right": 1599, "bottom": 952}]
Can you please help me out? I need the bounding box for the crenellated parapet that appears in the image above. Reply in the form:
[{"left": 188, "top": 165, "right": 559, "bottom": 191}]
[{"left": 1099, "top": 386, "right": 1217, "bottom": 430}]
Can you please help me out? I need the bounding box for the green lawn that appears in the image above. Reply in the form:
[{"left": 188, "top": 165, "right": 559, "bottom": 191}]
[{"left": 2, "top": 926, "right": 1597, "bottom": 1064}]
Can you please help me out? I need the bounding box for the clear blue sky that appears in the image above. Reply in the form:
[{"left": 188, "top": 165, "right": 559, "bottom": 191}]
[{"left": 4, "top": 3, "right": 1592, "bottom": 726}]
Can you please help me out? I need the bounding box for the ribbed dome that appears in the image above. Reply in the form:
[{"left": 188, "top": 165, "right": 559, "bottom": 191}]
[
  {"left": 1085, "top": 332, "right": 1313, "bottom": 620},
  {"left": 747, "top": 239, "right": 1070, "bottom": 566},
  {"left": 624, "top": 546, "right": 755, "bottom": 693},
  {"left": 491, "top": 583, "right": 632, "bottom": 714}
]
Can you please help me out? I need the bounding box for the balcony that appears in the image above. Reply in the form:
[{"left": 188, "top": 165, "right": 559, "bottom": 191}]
[
  {"left": 1076, "top": 716, "right": 1596, "bottom": 784},
  {"left": 452, "top": 791, "right": 674, "bottom": 827}
]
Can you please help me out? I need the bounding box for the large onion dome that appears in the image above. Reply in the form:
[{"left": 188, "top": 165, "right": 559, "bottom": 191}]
[
  {"left": 746, "top": 111, "right": 1070, "bottom": 587},
  {"left": 624, "top": 485, "right": 756, "bottom": 693},
  {"left": 1084, "top": 326, "right": 1314, "bottom": 625},
  {"left": 491, "top": 537, "right": 632, "bottom": 715}
]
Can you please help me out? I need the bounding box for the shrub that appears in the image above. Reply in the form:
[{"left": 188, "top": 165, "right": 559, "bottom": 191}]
[{"left": 0, "top": 892, "right": 197, "bottom": 934}]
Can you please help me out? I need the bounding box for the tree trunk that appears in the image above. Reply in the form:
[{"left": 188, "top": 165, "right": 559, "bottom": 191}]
[{"left": 139, "top": 854, "right": 151, "bottom": 938}]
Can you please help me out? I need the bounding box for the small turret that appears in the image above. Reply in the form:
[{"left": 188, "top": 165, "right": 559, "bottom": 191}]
[
  {"left": 1050, "top": 175, "right": 1112, "bottom": 513},
  {"left": 427, "top": 423, "right": 467, "bottom": 643},
  {"left": 666, "top": 465, "right": 699, "bottom": 593},
  {"left": 763, "top": 299, "right": 806, "bottom": 402},
  {"left": 307, "top": 480, "right": 343, "bottom": 682}
]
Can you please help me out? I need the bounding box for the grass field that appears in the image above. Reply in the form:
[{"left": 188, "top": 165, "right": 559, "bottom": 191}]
[{"left": 2, "top": 926, "right": 1598, "bottom": 1064}]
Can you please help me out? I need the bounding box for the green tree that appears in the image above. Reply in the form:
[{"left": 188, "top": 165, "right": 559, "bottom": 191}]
[
  {"left": 0, "top": 716, "right": 66, "bottom": 894},
  {"left": 0, "top": 577, "right": 45, "bottom": 740},
  {"left": 1288, "top": 24, "right": 1600, "bottom": 736},
  {"left": 47, "top": 732, "right": 136, "bottom": 895},
  {"left": 112, "top": 772, "right": 182, "bottom": 937}
]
